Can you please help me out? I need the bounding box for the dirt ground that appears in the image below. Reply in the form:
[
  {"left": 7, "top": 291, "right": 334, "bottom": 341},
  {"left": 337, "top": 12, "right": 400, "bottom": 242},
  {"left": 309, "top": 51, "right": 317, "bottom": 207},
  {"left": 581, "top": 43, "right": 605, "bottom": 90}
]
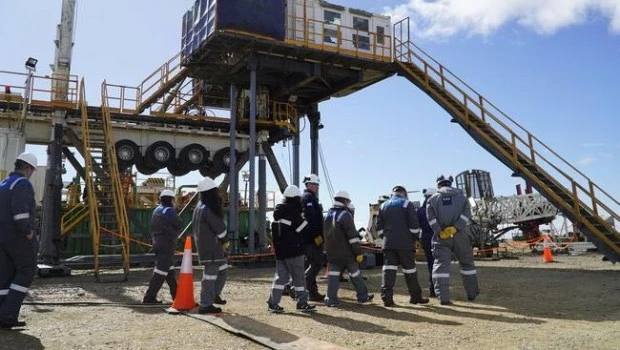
[{"left": 2, "top": 252, "right": 619, "bottom": 350}]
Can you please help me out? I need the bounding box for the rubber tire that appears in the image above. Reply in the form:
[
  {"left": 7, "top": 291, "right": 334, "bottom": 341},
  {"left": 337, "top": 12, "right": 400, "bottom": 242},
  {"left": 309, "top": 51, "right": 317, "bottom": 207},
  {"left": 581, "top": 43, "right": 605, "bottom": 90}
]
[
  {"left": 115, "top": 139, "right": 139, "bottom": 170},
  {"left": 135, "top": 156, "right": 159, "bottom": 175},
  {"left": 212, "top": 147, "right": 239, "bottom": 174},
  {"left": 178, "top": 143, "right": 209, "bottom": 170},
  {"left": 167, "top": 159, "right": 190, "bottom": 177},
  {"left": 145, "top": 141, "right": 175, "bottom": 168}
]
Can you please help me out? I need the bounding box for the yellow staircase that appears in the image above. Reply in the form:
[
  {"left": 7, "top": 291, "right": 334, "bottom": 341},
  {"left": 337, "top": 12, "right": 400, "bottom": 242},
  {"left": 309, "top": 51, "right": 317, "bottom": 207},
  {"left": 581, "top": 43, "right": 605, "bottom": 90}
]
[
  {"left": 79, "top": 79, "right": 131, "bottom": 281},
  {"left": 392, "top": 18, "right": 620, "bottom": 262}
]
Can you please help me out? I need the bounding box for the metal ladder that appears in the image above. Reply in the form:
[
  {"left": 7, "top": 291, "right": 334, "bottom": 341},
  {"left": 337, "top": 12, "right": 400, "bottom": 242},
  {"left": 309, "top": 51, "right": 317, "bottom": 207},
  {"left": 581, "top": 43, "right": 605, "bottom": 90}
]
[
  {"left": 79, "top": 79, "right": 131, "bottom": 280},
  {"left": 392, "top": 18, "right": 620, "bottom": 262}
]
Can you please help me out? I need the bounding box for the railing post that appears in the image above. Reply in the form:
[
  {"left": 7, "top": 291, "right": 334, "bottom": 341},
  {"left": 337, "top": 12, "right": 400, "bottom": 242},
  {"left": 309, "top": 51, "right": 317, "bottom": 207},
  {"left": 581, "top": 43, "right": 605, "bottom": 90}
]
[
  {"left": 571, "top": 181, "right": 581, "bottom": 220},
  {"left": 464, "top": 96, "right": 469, "bottom": 124},
  {"left": 589, "top": 180, "right": 598, "bottom": 215},
  {"left": 511, "top": 133, "right": 518, "bottom": 165},
  {"left": 440, "top": 65, "right": 445, "bottom": 90},
  {"left": 120, "top": 87, "right": 125, "bottom": 113},
  {"left": 479, "top": 96, "right": 485, "bottom": 121},
  {"left": 528, "top": 133, "right": 536, "bottom": 164}
]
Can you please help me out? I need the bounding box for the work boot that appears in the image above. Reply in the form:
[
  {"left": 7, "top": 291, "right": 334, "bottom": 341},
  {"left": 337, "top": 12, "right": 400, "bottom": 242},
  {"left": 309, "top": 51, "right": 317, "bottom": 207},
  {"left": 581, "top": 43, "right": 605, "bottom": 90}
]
[
  {"left": 383, "top": 299, "right": 396, "bottom": 307},
  {"left": 0, "top": 318, "right": 26, "bottom": 328},
  {"left": 214, "top": 295, "right": 227, "bottom": 305},
  {"left": 357, "top": 294, "right": 375, "bottom": 304},
  {"left": 267, "top": 303, "right": 285, "bottom": 314},
  {"left": 296, "top": 303, "right": 317, "bottom": 313},
  {"left": 440, "top": 300, "right": 453, "bottom": 306},
  {"left": 410, "top": 297, "right": 430, "bottom": 305},
  {"left": 308, "top": 292, "right": 325, "bottom": 302},
  {"left": 198, "top": 305, "right": 222, "bottom": 314},
  {"left": 142, "top": 296, "right": 163, "bottom": 304}
]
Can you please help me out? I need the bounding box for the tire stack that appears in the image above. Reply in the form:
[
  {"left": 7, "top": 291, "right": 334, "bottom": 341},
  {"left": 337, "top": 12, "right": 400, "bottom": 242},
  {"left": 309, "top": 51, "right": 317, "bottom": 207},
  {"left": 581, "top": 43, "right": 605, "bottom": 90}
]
[{"left": 115, "top": 140, "right": 240, "bottom": 178}]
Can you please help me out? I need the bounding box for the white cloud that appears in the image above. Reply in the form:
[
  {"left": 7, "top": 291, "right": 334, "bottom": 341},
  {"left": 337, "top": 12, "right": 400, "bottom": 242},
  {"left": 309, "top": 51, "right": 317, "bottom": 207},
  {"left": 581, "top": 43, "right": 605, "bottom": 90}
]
[
  {"left": 384, "top": 0, "right": 620, "bottom": 40},
  {"left": 576, "top": 156, "right": 597, "bottom": 165}
]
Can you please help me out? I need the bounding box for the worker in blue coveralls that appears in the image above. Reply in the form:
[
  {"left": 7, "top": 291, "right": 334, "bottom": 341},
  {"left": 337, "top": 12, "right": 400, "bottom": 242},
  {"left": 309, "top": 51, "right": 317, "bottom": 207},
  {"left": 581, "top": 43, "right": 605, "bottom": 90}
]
[
  {"left": 427, "top": 175, "right": 479, "bottom": 305},
  {"left": 0, "top": 152, "right": 39, "bottom": 329},
  {"left": 266, "top": 185, "right": 317, "bottom": 314},
  {"left": 143, "top": 189, "right": 183, "bottom": 304},
  {"left": 301, "top": 174, "right": 325, "bottom": 302},
  {"left": 323, "top": 190, "right": 374, "bottom": 307},
  {"left": 377, "top": 185, "right": 429, "bottom": 307},
  {"left": 193, "top": 177, "right": 229, "bottom": 314}
]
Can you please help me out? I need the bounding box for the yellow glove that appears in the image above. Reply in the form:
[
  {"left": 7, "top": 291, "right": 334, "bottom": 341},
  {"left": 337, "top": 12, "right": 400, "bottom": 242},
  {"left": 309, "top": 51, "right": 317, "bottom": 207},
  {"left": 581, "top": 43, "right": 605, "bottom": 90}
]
[
  {"left": 439, "top": 226, "right": 457, "bottom": 240},
  {"left": 314, "top": 235, "right": 324, "bottom": 246},
  {"left": 355, "top": 254, "right": 364, "bottom": 264},
  {"left": 222, "top": 241, "right": 230, "bottom": 251}
]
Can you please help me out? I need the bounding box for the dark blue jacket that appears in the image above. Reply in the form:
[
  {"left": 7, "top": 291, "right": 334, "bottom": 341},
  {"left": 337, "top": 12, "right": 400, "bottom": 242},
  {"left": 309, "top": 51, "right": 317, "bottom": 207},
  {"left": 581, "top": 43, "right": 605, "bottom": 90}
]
[
  {"left": 301, "top": 189, "right": 323, "bottom": 245},
  {"left": 377, "top": 194, "right": 421, "bottom": 250},
  {"left": 151, "top": 204, "right": 183, "bottom": 247},
  {"left": 271, "top": 201, "right": 310, "bottom": 260},
  {"left": 0, "top": 172, "right": 36, "bottom": 236}
]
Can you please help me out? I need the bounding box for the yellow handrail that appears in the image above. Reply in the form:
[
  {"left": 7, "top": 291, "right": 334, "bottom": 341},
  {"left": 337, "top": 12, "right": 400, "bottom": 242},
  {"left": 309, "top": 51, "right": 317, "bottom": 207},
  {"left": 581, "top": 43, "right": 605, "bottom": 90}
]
[
  {"left": 79, "top": 79, "right": 102, "bottom": 274},
  {"left": 60, "top": 203, "right": 89, "bottom": 236},
  {"left": 101, "top": 81, "right": 132, "bottom": 278},
  {"left": 285, "top": 16, "right": 392, "bottom": 62}
]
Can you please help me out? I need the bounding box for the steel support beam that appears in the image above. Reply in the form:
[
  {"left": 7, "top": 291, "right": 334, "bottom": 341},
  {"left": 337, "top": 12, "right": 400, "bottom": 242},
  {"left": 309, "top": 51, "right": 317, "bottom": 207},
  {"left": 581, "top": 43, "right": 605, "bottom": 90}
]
[
  {"left": 248, "top": 59, "right": 257, "bottom": 254},
  {"left": 293, "top": 115, "right": 300, "bottom": 187},
  {"left": 258, "top": 142, "right": 267, "bottom": 249},
  {"left": 61, "top": 146, "right": 86, "bottom": 180},
  {"left": 264, "top": 144, "right": 288, "bottom": 193},
  {"left": 40, "top": 0, "right": 75, "bottom": 267},
  {"left": 308, "top": 104, "right": 321, "bottom": 176},
  {"left": 227, "top": 84, "right": 239, "bottom": 252}
]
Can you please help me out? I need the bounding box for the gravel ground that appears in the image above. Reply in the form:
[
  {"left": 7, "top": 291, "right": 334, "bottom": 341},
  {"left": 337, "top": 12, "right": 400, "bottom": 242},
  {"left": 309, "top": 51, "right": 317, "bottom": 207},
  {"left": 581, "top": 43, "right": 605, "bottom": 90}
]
[{"left": 2, "top": 252, "right": 619, "bottom": 350}]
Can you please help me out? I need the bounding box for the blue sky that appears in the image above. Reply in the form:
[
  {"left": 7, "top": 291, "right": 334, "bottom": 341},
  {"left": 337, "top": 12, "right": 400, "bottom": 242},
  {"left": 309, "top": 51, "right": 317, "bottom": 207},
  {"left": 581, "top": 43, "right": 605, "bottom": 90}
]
[{"left": 1, "top": 0, "right": 618, "bottom": 230}]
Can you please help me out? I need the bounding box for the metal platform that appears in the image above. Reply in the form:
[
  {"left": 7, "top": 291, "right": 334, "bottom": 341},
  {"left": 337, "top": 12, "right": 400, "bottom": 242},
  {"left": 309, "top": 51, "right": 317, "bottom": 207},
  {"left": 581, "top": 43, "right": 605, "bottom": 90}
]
[{"left": 183, "top": 31, "right": 395, "bottom": 112}]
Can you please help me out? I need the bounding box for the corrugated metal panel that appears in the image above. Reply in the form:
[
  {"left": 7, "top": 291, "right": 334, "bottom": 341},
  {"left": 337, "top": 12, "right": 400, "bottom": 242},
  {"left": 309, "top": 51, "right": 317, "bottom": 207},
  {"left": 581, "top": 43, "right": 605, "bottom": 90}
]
[{"left": 181, "top": 0, "right": 286, "bottom": 62}]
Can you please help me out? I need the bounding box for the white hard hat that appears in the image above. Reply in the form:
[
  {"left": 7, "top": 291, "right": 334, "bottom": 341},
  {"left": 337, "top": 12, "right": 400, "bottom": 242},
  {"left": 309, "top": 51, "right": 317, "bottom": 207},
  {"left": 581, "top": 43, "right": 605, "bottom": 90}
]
[
  {"left": 334, "top": 190, "right": 350, "bottom": 201},
  {"left": 423, "top": 187, "right": 437, "bottom": 197},
  {"left": 16, "top": 152, "right": 38, "bottom": 169},
  {"left": 160, "top": 189, "right": 175, "bottom": 198},
  {"left": 436, "top": 174, "right": 453, "bottom": 186},
  {"left": 302, "top": 174, "right": 320, "bottom": 185},
  {"left": 283, "top": 185, "right": 302, "bottom": 198},
  {"left": 197, "top": 177, "right": 217, "bottom": 192}
]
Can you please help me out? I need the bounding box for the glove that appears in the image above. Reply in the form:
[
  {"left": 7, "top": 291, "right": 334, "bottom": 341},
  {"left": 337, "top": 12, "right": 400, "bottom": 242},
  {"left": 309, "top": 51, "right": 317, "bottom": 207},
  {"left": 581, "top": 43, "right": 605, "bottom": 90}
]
[
  {"left": 355, "top": 254, "right": 364, "bottom": 264},
  {"left": 313, "top": 235, "right": 324, "bottom": 247},
  {"left": 439, "top": 226, "right": 457, "bottom": 240},
  {"left": 219, "top": 238, "right": 230, "bottom": 251}
]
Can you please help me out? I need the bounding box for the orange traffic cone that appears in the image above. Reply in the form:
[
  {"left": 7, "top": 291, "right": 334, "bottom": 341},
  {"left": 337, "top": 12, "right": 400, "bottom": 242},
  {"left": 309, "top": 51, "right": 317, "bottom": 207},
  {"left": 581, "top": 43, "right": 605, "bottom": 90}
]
[
  {"left": 171, "top": 236, "right": 197, "bottom": 311},
  {"left": 542, "top": 235, "right": 555, "bottom": 263}
]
